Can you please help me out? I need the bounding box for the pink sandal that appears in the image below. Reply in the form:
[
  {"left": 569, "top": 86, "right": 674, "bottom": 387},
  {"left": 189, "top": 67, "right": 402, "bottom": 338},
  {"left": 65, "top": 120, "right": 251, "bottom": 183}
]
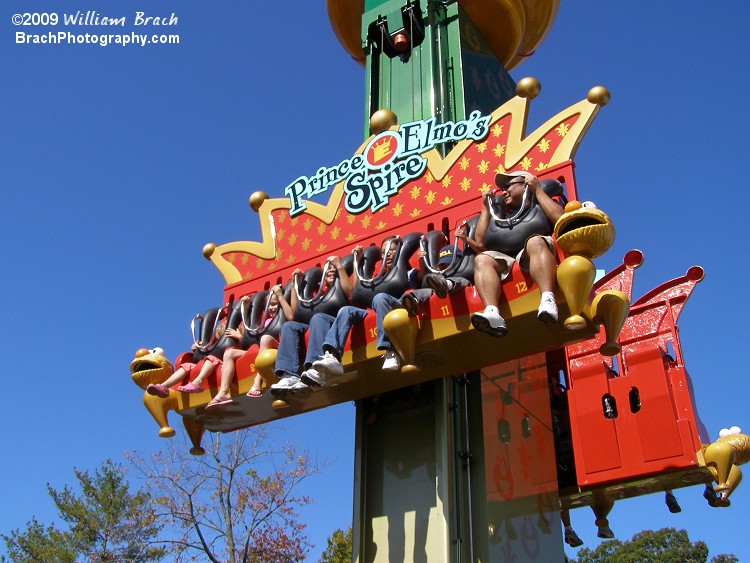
[
  {"left": 246, "top": 388, "right": 262, "bottom": 398},
  {"left": 146, "top": 383, "right": 169, "bottom": 398},
  {"left": 205, "top": 397, "right": 235, "bottom": 410},
  {"left": 177, "top": 382, "right": 202, "bottom": 393}
]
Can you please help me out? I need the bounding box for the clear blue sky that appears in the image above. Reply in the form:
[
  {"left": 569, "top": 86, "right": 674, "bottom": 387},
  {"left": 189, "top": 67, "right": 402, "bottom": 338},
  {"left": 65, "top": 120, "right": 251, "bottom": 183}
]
[{"left": 1, "top": 1, "right": 749, "bottom": 560}]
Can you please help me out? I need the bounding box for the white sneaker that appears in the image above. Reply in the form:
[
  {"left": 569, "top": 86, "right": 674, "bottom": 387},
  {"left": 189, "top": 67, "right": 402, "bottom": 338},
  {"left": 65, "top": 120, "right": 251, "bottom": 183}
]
[
  {"left": 381, "top": 350, "right": 401, "bottom": 372},
  {"left": 287, "top": 378, "right": 310, "bottom": 394},
  {"left": 471, "top": 306, "right": 508, "bottom": 337},
  {"left": 313, "top": 351, "right": 344, "bottom": 377},
  {"left": 537, "top": 293, "right": 558, "bottom": 324},
  {"left": 271, "top": 376, "right": 300, "bottom": 390},
  {"left": 301, "top": 368, "right": 326, "bottom": 388},
  {"left": 270, "top": 375, "right": 307, "bottom": 397}
]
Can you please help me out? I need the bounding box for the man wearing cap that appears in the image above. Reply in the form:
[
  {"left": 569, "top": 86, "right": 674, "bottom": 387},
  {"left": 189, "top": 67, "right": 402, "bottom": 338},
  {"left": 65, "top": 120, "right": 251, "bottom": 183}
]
[
  {"left": 460, "top": 170, "right": 564, "bottom": 337},
  {"left": 400, "top": 245, "right": 471, "bottom": 316}
]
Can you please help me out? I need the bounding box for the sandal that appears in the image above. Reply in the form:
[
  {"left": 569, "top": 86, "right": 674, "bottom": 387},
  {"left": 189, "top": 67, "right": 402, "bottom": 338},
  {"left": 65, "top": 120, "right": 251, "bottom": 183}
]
[
  {"left": 177, "top": 382, "right": 202, "bottom": 393},
  {"left": 146, "top": 383, "right": 169, "bottom": 398},
  {"left": 205, "top": 397, "right": 235, "bottom": 410},
  {"left": 246, "top": 388, "right": 262, "bottom": 398}
]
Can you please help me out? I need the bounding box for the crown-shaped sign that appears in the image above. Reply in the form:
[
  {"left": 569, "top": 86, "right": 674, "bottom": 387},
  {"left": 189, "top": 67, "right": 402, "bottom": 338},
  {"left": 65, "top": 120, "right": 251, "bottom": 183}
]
[{"left": 204, "top": 80, "right": 610, "bottom": 292}]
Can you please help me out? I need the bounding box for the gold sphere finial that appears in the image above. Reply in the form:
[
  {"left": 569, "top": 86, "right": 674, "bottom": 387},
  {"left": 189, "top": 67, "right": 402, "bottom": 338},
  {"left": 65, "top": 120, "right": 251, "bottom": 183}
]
[
  {"left": 249, "top": 191, "right": 269, "bottom": 212},
  {"left": 202, "top": 243, "right": 216, "bottom": 260},
  {"left": 587, "top": 86, "right": 611, "bottom": 106},
  {"left": 516, "top": 77, "right": 541, "bottom": 99},
  {"left": 370, "top": 109, "right": 398, "bottom": 134}
]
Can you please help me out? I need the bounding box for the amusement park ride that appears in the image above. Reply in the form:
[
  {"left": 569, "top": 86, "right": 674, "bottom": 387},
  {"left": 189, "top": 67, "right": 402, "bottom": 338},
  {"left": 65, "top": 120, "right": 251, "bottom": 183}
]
[{"left": 130, "top": 0, "right": 748, "bottom": 561}]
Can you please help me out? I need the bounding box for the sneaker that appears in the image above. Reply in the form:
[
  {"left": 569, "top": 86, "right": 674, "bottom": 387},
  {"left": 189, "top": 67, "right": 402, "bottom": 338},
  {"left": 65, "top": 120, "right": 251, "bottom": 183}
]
[
  {"left": 425, "top": 273, "right": 450, "bottom": 298},
  {"left": 471, "top": 307, "right": 508, "bottom": 337},
  {"left": 401, "top": 293, "right": 420, "bottom": 318},
  {"left": 146, "top": 383, "right": 169, "bottom": 398},
  {"left": 564, "top": 528, "right": 583, "bottom": 548},
  {"left": 665, "top": 493, "right": 681, "bottom": 513},
  {"left": 301, "top": 368, "right": 326, "bottom": 388},
  {"left": 381, "top": 350, "right": 401, "bottom": 372},
  {"left": 313, "top": 351, "right": 344, "bottom": 377},
  {"left": 271, "top": 376, "right": 299, "bottom": 390},
  {"left": 286, "top": 378, "right": 310, "bottom": 395},
  {"left": 537, "top": 293, "right": 558, "bottom": 324},
  {"left": 270, "top": 375, "right": 303, "bottom": 398},
  {"left": 597, "top": 525, "right": 614, "bottom": 539}
]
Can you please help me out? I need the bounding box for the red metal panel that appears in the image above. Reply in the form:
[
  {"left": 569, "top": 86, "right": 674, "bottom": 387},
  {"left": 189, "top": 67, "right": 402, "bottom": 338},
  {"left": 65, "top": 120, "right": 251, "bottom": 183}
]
[
  {"left": 567, "top": 359, "right": 622, "bottom": 478},
  {"left": 565, "top": 259, "right": 707, "bottom": 489},
  {"left": 623, "top": 347, "right": 683, "bottom": 462}
]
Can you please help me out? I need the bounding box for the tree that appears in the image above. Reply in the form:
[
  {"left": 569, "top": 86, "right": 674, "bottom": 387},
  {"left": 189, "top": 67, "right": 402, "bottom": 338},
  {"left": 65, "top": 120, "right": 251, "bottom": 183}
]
[
  {"left": 2, "top": 459, "right": 164, "bottom": 563},
  {"left": 318, "top": 527, "right": 352, "bottom": 563},
  {"left": 1, "top": 517, "right": 75, "bottom": 563},
  {"left": 128, "top": 426, "right": 322, "bottom": 563},
  {"left": 572, "top": 528, "right": 736, "bottom": 563}
]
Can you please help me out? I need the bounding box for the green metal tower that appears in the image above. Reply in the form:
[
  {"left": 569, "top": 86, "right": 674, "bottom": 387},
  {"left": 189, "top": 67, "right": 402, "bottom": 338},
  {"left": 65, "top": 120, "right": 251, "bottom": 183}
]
[{"left": 361, "top": 0, "right": 516, "bottom": 134}]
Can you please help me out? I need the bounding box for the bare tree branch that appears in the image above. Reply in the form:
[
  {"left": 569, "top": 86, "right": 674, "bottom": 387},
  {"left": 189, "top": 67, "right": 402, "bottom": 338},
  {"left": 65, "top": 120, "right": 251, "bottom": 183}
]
[{"left": 128, "top": 427, "right": 324, "bottom": 562}]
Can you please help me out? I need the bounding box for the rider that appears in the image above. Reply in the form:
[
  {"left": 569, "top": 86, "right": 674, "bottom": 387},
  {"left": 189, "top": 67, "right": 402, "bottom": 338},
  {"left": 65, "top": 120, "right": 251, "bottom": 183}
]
[
  {"left": 462, "top": 170, "right": 564, "bottom": 337},
  {"left": 205, "top": 286, "right": 295, "bottom": 409},
  {"left": 146, "top": 311, "right": 236, "bottom": 397},
  {"left": 401, "top": 243, "right": 471, "bottom": 317},
  {"left": 309, "top": 236, "right": 407, "bottom": 382},
  {"left": 270, "top": 256, "right": 352, "bottom": 394}
]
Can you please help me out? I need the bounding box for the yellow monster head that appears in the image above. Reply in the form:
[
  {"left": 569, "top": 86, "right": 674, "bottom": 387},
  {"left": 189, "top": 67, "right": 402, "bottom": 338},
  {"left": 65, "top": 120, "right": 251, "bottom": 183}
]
[
  {"left": 130, "top": 347, "right": 174, "bottom": 389},
  {"left": 554, "top": 201, "right": 615, "bottom": 259}
]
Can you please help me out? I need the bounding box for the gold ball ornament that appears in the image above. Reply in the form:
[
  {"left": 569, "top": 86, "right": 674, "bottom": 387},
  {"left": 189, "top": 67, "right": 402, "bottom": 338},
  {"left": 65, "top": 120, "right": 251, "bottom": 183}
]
[
  {"left": 587, "top": 86, "right": 611, "bottom": 106},
  {"left": 249, "top": 191, "right": 269, "bottom": 212},
  {"left": 516, "top": 77, "right": 542, "bottom": 99},
  {"left": 203, "top": 243, "right": 216, "bottom": 260},
  {"left": 370, "top": 109, "right": 398, "bottom": 134}
]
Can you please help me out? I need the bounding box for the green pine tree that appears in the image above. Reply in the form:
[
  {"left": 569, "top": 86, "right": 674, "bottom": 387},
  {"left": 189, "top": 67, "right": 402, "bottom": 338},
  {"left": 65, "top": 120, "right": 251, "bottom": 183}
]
[
  {"left": 2, "top": 459, "right": 164, "bottom": 563},
  {"left": 318, "top": 527, "right": 352, "bottom": 563}
]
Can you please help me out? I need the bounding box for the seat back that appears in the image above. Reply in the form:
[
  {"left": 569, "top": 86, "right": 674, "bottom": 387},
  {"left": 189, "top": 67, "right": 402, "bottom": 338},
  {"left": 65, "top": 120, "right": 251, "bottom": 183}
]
[
  {"left": 293, "top": 254, "right": 354, "bottom": 323},
  {"left": 352, "top": 232, "right": 421, "bottom": 308}
]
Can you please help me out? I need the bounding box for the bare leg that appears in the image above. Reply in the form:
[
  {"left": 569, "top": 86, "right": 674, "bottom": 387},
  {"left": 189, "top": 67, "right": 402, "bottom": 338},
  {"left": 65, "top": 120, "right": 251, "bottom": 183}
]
[
  {"left": 188, "top": 359, "right": 217, "bottom": 387},
  {"left": 525, "top": 236, "right": 557, "bottom": 293},
  {"left": 474, "top": 254, "right": 507, "bottom": 308},
  {"left": 255, "top": 335, "right": 279, "bottom": 390},
  {"left": 212, "top": 348, "right": 245, "bottom": 402},
  {"left": 247, "top": 374, "right": 263, "bottom": 396},
  {"left": 158, "top": 367, "right": 188, "bottom": 389}
]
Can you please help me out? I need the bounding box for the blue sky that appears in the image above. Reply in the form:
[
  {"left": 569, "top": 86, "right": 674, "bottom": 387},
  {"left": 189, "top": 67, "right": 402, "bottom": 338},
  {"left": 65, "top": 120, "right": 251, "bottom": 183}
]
[{"left": 1, "top": 0, "right": 749, "bottom": 560}]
